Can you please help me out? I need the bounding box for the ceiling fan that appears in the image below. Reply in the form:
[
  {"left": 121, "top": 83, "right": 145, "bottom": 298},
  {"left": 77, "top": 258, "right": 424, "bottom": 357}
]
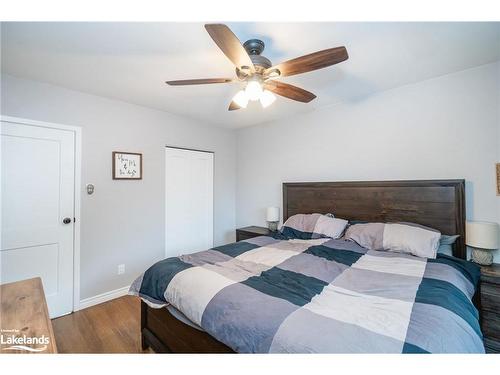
[{"left": 166, "top": 24, "right": 349, "bottom": 111}]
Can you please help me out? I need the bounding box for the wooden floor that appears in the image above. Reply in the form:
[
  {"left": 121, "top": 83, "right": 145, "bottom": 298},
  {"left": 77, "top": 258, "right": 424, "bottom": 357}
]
[{"left": 52, "top": 295, "right": 150, "bottom": 353}]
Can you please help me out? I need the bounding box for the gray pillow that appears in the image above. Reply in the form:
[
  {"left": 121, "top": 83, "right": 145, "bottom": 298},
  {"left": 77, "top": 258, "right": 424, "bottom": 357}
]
[
  {"left": 281, "top": 213, "right": 348, "bottom": 239},
  {"left": 345, "top": 222, "right": 441, "bottom": 258},
  {"left": 437, "top": 234, "right": 460, "bottom": 255}
]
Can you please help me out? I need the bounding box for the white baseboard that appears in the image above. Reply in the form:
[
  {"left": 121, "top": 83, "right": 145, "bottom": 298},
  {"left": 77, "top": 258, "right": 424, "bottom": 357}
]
[{"left": 78, "top": 285, "right": 130, "bottom": 310}]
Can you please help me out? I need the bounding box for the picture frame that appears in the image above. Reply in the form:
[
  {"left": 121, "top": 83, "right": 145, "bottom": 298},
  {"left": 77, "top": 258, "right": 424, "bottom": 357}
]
[
  {"left": 112, "top": 151, "right": 143, "bottom": 180},
  {"left": 496, "top": 163, "right": 500, "bottom": 196}
]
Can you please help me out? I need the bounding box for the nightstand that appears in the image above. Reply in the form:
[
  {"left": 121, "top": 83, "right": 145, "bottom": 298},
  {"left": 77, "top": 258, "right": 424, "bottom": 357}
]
[
  {"left": 480, "top": 263, "right": 500, "bottom": 353},
  {"left": 236, "top": 226, "right": 273, "bottom": 241}
]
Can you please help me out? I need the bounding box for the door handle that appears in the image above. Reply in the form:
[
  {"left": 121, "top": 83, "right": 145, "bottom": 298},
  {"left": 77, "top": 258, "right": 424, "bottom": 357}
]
[{"left": 62, "top": 217, "right": 72, "bottom": 224}]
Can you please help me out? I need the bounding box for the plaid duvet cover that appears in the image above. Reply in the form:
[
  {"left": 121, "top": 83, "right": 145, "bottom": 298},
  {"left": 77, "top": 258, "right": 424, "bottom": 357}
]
[{"left": 129, "top": 235, "right": 484, "bottom": 353}]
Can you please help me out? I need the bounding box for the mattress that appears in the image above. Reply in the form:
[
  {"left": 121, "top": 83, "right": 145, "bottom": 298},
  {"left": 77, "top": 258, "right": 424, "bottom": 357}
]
[{"left": 130, "top": 234, "right": 483, "bottom": 353}]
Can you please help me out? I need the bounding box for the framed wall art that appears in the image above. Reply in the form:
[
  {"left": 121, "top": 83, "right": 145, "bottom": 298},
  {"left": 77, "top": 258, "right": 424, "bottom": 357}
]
[
  {"left": 112, "top": 151, "right": 142, "bottom": 180},
  {"left": 496, "top": 162, "right": 500, "bottom": 196}
]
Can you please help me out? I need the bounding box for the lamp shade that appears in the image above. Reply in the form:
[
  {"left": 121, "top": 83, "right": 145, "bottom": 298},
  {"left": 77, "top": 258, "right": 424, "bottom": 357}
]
[
  {"left": 266, "top": 207, "right": 280, "bottom": 222},
  {"left": 466, "top": 221, "right": 499, "bottom": 249}
]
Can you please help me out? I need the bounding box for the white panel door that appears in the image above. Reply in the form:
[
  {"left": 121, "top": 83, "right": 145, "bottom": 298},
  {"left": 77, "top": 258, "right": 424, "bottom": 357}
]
[
  {"left": 165, "top": 147, "right": 213, "bottom": 258},
  {"left": 1, "top": 120, "right": 75, "bottom": 318}
]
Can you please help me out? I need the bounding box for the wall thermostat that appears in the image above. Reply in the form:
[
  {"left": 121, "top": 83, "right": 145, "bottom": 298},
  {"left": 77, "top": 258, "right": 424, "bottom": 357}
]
[{"left": 86, "top": 184, "right": 95, "bottom": 195}]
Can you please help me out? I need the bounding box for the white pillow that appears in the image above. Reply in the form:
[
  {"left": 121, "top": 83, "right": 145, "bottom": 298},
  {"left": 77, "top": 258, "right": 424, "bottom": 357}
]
[
  {"left": 383, "top": 223, "right": 441, "bottom": 259},
  {"left": 313, "top": 215, "right": 348, "bottom": 239}
]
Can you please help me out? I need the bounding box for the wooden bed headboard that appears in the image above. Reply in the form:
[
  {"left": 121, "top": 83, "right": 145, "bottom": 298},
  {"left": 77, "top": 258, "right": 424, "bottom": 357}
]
[{"left": 283, "top": 179, "right": 466, "bottom": 259}]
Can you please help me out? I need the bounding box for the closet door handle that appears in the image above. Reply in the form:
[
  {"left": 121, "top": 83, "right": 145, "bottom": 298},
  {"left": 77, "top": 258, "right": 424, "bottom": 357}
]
[{"left": 62, "top": 217, "right": 72, "bottom": 224}]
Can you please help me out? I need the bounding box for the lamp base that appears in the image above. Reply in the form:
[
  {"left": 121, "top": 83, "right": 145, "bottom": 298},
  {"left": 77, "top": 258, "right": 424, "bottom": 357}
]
[
  {"left": 471, "top": 248, "right": 493, "bottom": 266},
  {"left": 267, "top": 221, "right": 278, "bottom": 232}
]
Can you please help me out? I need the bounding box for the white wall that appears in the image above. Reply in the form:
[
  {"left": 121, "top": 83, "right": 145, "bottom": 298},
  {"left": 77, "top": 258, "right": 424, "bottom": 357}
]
[
  {"left": 1, "top": 74, "right": 236, "bottom": 300},
  {"left": 236, "top": 62, "right": 500, "bottom": 262},
  {"left": 1, "top": 60, "right": 499, "bottom": 301}
]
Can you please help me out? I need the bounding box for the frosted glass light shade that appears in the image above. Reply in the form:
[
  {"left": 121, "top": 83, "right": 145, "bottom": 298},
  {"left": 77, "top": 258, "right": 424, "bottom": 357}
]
[
  {"left": 232, "top": 90, "right": 249, "bottom": 108},
  {"left": 260, "top": 90, "right": 276, "bottom": 108},
  {"left": 267, "top": 207, "right": 280, "bottom": 222},
  {"left": 245, "top": 81, "right": 263, "bottom": 101},
  {"left": 466, "top": 221, "right": 499, "bottom": 249}
]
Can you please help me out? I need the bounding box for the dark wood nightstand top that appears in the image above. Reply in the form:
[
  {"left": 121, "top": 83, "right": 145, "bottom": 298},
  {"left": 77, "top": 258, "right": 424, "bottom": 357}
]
[
  {"left": 480, "top": 263, "right": 500, "bottom": 285},
  {"left": 236, "top": 226, "right": 273, "bottom": 236},
  {"left": 236, "top": 226, "right": 274, "bottom": 242}
]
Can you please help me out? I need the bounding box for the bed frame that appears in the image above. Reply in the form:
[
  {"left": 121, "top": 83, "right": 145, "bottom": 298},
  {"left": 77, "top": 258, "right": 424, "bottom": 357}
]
[{"left": 141, "top": 179, "right": 467, "bottom": 353}]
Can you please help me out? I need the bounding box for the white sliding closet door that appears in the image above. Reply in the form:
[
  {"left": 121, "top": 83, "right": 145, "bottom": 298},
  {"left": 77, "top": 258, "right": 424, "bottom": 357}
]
[{"left": 165, "top": 147, "right": 214, "bottom": 258}]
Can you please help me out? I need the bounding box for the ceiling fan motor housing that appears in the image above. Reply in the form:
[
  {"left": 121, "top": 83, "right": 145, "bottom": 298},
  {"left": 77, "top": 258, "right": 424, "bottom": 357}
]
[{"left": 243, "top": 39, "right": 272, "bottom": 70}]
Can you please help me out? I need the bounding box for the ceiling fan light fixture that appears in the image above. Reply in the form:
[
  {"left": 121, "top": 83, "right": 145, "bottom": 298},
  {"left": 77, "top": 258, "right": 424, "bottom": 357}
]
[
  {"left": 260, "top": 90, "right": 276, "bottom": 108},
  {"left": 167, "top": 25, "right": 348, "bottom": 111},
  {"left": 245, "top": 80, "right": 263, "bottom": 101},
  {"left": 232, "top": 90, "right": 249, "bottom": 108}
]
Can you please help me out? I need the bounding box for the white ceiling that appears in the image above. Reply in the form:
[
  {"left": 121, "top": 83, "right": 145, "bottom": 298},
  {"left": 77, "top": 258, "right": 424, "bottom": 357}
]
[{"left": 2, "top": 22, "right": 499, "bottom": 129}]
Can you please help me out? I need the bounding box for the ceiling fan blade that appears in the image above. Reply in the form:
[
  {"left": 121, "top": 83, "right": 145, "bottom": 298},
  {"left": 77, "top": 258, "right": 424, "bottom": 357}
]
[
  {"left": 265, "top": 46, "right": 348, "bottom": 77},
  {"left": 264, "top": 81, "right": 316, "bottom": 103},
  {"left": 205, "top": 24, "right": 254, "bottom": 71},
  {"left": 166, "top": 78, "right": 233, "bottom": 86},
  {"left": 228, "top": 101, "right": 241, "bottom": 111}
]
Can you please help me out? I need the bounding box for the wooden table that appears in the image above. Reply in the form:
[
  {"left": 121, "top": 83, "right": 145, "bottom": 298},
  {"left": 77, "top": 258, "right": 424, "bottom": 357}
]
[{"left": 0, "top": 277, "right": 57, "bottom": 353}]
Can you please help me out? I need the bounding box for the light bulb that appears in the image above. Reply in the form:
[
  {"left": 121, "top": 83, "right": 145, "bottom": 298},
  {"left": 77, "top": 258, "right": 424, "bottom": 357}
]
[
  {"left": 259, "top": 90, "right": 276, "bottom": 108},
  {"left": 232, "top": 90, "right": 249, "bottom": 108},
  {"left": 245, "top": 81, "right": 263, "bottom": 101}
]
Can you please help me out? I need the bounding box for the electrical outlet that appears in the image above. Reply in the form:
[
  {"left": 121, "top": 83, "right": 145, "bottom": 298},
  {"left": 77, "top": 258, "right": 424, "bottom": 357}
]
[{"left": 118, "top": 264, "right": 125, "bottom": 275}]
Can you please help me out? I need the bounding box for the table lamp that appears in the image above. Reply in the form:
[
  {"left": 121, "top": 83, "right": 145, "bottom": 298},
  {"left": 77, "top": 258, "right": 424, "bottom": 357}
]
[
  {"left": 266, "top": 207, "right": 280, "bottom": 232},
  {"left": 466, "top": 221, "right": 499, "bottom": 265}
]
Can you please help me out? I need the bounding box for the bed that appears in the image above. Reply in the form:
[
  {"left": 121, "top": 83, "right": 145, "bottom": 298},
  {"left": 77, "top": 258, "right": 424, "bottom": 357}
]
[{"left": 130, "top": 179, "right": 484, "bottom": 353}]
